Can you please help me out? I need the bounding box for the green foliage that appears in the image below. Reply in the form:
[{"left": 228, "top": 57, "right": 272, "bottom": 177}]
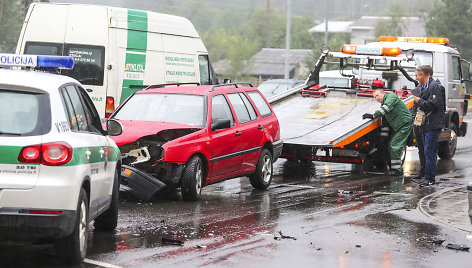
[
  {"left": 426, "top": 0, "right": 472, "bottom": 59},
  {"left": 220, "top": 35, "right": 259, "bottom": 82},
  {"left": 374, "top": 2, "right": 407, "bottom": 38},
  {"left": 0, "top": 0, "right": 22, "bottom": 53}
]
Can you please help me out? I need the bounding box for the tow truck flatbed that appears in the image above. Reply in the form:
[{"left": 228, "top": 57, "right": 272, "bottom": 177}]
[
  {"left": 274, "top": 90, "right": 383, "bottom": 147},
  {"left": 268, "top": 45, "right": 416, "bottom": 165}
]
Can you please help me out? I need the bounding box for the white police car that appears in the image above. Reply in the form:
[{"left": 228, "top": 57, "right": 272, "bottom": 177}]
[{"left": 0, "top": 54, "right": 122, "bottom": 264}]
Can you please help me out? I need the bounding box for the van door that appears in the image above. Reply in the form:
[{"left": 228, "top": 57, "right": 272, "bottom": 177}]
[
  {"left": 198, "top": 55, "right": 218, "bottom": 85},
  {"left": 450, "top": 55, "right": 466, "bottom": 114}
]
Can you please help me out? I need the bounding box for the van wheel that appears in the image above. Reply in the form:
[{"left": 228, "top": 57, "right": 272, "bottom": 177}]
[
  {"left": 438, "top": 123, "right": 457, "bottom": 160},
  {"left": 181, "top": 156, "right": 203, "bottom": 201},
  {"left": 249, "top": 149, "right": 273, "bottom": 190},
  {"left": 94, "top": 169, "right": 119, "bottom": 231},
  {"left": 55, "top": 188, "right": 89, "bottom": 264}
]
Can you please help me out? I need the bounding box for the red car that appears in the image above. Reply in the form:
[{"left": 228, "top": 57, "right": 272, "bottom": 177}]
[{"left": 109, "top": 83, "right": 282, "bottom": 201}]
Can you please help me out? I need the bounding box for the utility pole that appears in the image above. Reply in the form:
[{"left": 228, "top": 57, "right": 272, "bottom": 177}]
[
  {"left": 0, "top": 0, "right": 5, "bottom": 25},
  {"left": 323, "top": 0, "right": 329, "bottom": 71},
  {"left": 284, "top": 0, "right": 291, "bottom": 79},
  {"left": 266, "top": 0, "right": 271, "bottom": 48}
]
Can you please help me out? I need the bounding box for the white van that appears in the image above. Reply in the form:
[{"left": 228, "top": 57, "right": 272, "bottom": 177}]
[{"left": 16, "top": 3, "right": 218, "bottom": 117}]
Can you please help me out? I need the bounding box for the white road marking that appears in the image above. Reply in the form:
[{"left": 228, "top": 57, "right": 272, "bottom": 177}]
[{"left": 83, "top": 258, "right": 122, "bottom": 268}]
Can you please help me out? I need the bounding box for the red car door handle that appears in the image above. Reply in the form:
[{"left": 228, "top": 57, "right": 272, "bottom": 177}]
[
  {"left": 258, "top": 125, "right": 264, "bottom": 130},
  {"left": 235, "top": 131, "right": 242, "bottom": 136}
]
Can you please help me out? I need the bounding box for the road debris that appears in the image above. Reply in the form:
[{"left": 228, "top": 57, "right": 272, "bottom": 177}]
[
  {"left": 161, "top": 237, "right": 184, "bottom": 246},
  {"left": 274, "top": 231, "right": 297, "bottom": 240},
  {"left": 338, "top": 190, "right": 353, "bottom": 195},
  {"left": 427, "top": 239, "right": 445, "bottom": 245},
  {"left": 445, "top": 243, "right": 470, "bottom": 251}
]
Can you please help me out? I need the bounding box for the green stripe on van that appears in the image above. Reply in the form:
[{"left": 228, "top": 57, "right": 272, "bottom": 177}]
[
  {"left": 120, "top": 79, "right": 143, "bottom": 102},
  {"left": 121, "top": 9, "right": 149, "bottom": 104},
  {"left": 127, "top": 9, "right": 148, "bottom": 51}
]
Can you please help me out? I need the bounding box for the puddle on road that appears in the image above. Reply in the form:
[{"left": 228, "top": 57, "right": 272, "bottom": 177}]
[{"left": 348, "top": 212, "right": 443, "bottom": 250}]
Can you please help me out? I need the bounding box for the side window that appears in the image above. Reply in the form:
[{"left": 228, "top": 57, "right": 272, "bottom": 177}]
[
  {"left": 211, "top": 94, "right": 234, "bottom": 126},
  {"left": 63, "top": 85, "right": 101, "bottom": 134},
  {"left": 64, "top": 86, "right": 89, "bottom": 132},
  {"left": 60, "top": 88, "right": 79, "bottom": 131},
  {"left": 240, "top": 93, "right": 258, "bottom": 121},
  {"left": 199, "top": 55, "right": 211, "bottom": 85},
  {"left": 247, "top": 91, "right": 272, "bottom": 117},
  {"left": 462, "top": 59, "right": 471, "bottom": 80},
  {"left": 452, "top": 56, "right": 461, "bottom": 81},
  {"left": 227, "top": 93, "right": 251, "bottom": 124},
  {"left": 76, "top": 86, "right": 103, "bottom": 134}
]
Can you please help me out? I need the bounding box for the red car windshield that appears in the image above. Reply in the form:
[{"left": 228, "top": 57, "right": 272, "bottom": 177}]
[{"left": 113, "top": 93, "right": 205, "bottom": 127}]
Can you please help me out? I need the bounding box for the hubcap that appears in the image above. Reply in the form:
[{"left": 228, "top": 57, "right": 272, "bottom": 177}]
[
  {"left": 195, "top": 160, "right": 202, "bottom": 193},
  {"left": 261, "top": 155, "right": 272, "bottom": 183},
  {"left": 78, "top": 200, "right": 87, "bottom": 253}
]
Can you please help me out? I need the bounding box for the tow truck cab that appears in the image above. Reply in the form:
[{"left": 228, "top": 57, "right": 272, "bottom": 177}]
[{"left": 349, "top": 36, "right": 471, "bottom": 159}]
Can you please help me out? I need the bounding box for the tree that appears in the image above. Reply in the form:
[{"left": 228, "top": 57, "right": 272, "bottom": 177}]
[
  {"left": 220, "top": 34, "right": 258, "bottom": 82},
  {"left": 0, "top": 0, "right": 22, "bottom": 53},
  {"left": 426, "top": 0, "right": 472, "bottom": 60},
  {"left": 374, "top": 2, "right": 407, "bottom": 38}
]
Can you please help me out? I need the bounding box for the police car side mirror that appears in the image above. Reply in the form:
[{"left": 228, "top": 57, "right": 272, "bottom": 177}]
[{"left": 106, "top": 119, "right": 123, "bottom": 136}]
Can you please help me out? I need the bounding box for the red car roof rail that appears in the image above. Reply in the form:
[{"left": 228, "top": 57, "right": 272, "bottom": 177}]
[
  {"left": 129, "top": 84, "right": 149, "bottom": 89},
  {"left": 210, "top": 83, "right": 253, "bottom": 92},
  {"left": 145, "top": 82, "right": 200, "bottom": 89}
]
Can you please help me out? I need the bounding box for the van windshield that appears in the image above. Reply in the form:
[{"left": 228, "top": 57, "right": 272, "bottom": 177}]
[{"left": 25, "top": 42, "right": 105, "bottom": 86}]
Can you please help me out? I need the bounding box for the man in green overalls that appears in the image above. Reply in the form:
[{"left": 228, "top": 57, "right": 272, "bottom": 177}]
[{"left": 363, "top": 89, "right": 412, "bottom": 176}]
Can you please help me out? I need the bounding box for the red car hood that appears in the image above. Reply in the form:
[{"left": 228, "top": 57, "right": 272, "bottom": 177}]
[{"left": 110, "top": 120, "right": 203, "bottom": 146}]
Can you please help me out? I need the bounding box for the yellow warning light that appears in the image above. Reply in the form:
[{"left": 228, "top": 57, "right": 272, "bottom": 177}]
[
  {"left": 378, "top": 36, "right": 450, "bottom": 46},
  {"left": 381, "top": 47, "right": 402, "bottom": 56},
  {"left": 340, "top": 45, "right": 357, "bottom": 54}
]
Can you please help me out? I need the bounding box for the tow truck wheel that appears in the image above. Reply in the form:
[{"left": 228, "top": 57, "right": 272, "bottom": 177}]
[
  {"left": 181, "top": 156, "right": 203, "bottom": 201},
  {"left": 94, "top": 169, "right": 119, "bottom": 231},
  {"left": 249, "top": 149, "right": 273, "bottom": 190},
  {"left": 438, "top": 123, "right": 457, "bottom": 160},
  {"left": 55, "top": 188, "right": 89, "bottom": 264}
]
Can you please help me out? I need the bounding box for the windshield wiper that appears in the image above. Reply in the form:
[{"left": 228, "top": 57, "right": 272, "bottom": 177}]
[
  {"left": 0, "top": 131, "right": 22, "bottom": 136},
  {"left": 79, "top": 77, "right": 100, "bottom": 84}
]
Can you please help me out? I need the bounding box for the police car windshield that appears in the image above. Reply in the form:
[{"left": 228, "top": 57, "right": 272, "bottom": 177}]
[
  {"left": 113, "top": 93, "right": 204, "bottom": 127},
  {"left": 0, "top": 90, "right": 51, "bottom": 136}
]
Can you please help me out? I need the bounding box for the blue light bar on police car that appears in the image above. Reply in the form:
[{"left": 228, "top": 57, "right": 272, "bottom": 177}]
[{"left": 0, "top": 54, "right": 74, "bottom": 69}]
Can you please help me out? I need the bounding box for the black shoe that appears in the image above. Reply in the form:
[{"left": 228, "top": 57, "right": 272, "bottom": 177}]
[
  {"left": 411, "top": 175, "right": 423, "bottom": 181},
  {"left": 386, "top": 169, "right": 403, "bottom": 176},
  {"left": 418, "top": 179, "right": 434, "bottom": 187}
]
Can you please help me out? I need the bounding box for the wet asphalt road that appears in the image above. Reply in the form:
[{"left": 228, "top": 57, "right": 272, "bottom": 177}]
[{"left": 2, "top": 118, "right": 472, "bottom": 267}]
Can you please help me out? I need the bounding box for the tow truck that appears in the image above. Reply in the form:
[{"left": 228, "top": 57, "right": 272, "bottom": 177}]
[{"left": 270, "top": 36, "right": 470, "bottom": 169}]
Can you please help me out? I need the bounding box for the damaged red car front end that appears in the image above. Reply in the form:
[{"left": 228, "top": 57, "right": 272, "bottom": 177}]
[{"left": 109, "top": 83, "right": 282, "bottom": 201}]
